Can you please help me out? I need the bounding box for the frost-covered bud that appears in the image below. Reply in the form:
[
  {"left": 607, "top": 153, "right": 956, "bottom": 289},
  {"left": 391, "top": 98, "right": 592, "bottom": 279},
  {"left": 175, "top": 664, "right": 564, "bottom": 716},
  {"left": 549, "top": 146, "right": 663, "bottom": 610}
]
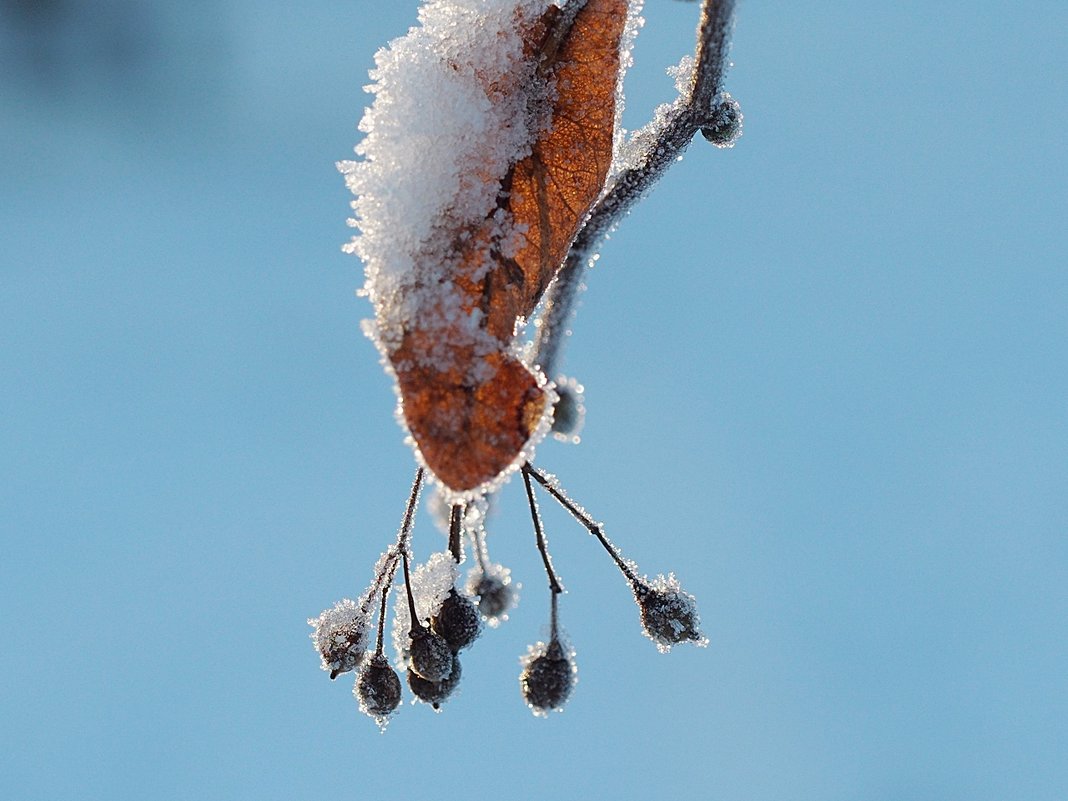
[
  {"left": 550, "top": 377, "right": 585, "bottom": 442},
  {"left": 701, "top": 92, "right": 743, "bottom": 148},
  {"left": 355, "top": 654, "right": 402, "bottom": 720},
  {"left": 474, "top": 574, "right": 511, "bottom": 618},
  {"left": 634, "top": 575, "right": 705, "bottom": 652},
  {"left": 431, "top": 588, "right": 482, "bottom": 652},
  {"left": 409, "top": 627, "right": 454, "bottom": 682},
  {"left": 408, "top": 653, "right": 462, "bottom": 709},
  {"left": 309, "top": 599, "right": 370, "bottom": 679},
  {"left": 467, "top": 565, "right": 517, "bottom": 624},
  {"left": 520, "top": 639, "right": 575, "bottom": 714}
]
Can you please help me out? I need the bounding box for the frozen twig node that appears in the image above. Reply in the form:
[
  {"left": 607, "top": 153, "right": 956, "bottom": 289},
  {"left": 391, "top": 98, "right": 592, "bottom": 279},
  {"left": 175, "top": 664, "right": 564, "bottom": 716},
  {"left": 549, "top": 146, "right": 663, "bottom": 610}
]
[{"left": 315, "top": 0, "right": 742, "bottom": 724}]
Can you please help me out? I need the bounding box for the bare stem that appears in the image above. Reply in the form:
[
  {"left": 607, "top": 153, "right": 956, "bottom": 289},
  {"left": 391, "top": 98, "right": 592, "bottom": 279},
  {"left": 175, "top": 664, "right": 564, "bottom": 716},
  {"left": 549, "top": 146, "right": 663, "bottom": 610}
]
[
  {"left": 526, "top": 465, "right": 641, "bottom": 586},
  {"left": 469, "top": 522, "right": 489, "bottom": 573},
  {"left": 402, "top": 547, "right": 423, "bottom": 634},
  {"left": 447, "top": 503, "right": 464, "bottom": 563},
  {"left": 399, "top": 467, "right": 424, "bottom": 552},
  {"left": 534, "top": 0, "right": 737, "bottom": 375},
  {"left": 372, "top": 467, "right": 424, "bottom": 640},
  {"left": 550, "top": 590, "right": 560, "bottom": 641},
  {"left": 375, "top": 573, "right": 392, "bottom": 655},
  {"left": 522, "top": 465, "right": 564, "bottom": 594}
]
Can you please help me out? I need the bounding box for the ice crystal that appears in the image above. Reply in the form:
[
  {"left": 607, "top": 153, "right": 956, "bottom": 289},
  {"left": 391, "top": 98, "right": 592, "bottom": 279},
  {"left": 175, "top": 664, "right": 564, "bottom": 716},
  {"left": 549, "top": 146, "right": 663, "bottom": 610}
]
[{"left": 392, "top": 551, "right": 459, "bottom": 661}]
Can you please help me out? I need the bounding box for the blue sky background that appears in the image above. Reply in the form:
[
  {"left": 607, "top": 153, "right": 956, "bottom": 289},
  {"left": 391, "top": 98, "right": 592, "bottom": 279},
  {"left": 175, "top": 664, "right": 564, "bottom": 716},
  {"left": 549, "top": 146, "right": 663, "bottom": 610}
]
[{"left": 2, "top": 1, "right": 1066, "bottom": 799}]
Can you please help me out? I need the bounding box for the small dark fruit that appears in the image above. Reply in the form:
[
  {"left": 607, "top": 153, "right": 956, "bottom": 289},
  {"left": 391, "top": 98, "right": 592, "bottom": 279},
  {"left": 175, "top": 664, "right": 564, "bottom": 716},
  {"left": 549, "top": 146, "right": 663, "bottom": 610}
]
[
  {"left": 520, "top": 639, "right": 574, "bottom": 713},
  {"left": 431, "top": 589, "right": 482, "bottom": 652},
  {"left": 635, "top": 582, "right": 702, "bottom": 650},
  {"left": 472, "top": 573, "right": 513, "bottom": 619},
  {"left": 551, "top": 385, "right": 582, "bottom": 435},
  {"left": 355, "top": 654, "right": 402, "bottom": 719},
  {"left": 700, "top": 93, "right": 743, "bottom": 148},
  {"left": 408, "top": 653, "right": 462, "bottom": 709},
  {"left": 409, "top": 627, "right": 454, "bottom": 682}
]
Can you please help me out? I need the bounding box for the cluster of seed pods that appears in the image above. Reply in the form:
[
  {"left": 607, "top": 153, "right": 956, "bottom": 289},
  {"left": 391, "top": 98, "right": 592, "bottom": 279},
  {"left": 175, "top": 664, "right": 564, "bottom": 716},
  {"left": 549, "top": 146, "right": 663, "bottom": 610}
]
[{"left": 311, "top": 454, "right": 705, "bottom": 727}]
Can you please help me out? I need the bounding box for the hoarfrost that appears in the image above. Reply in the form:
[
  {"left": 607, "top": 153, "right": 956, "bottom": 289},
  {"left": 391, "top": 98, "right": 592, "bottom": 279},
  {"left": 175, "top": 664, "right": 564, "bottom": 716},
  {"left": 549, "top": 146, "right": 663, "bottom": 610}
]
[
  {"left": 392, "top": 551, "right": 460, "bottom": 662},
  {"left": 635, "top": 573, "right": 707, "bottom": 652},
  {"left": 309, "top": 599, "right": 372, "bottom": 678},
  {"left": 340, "top": 0, "right": 559, "bottom": 353},
  {"left": 609, "top": 0, "right": 646, "bottom": 173},
  {"left": 666, "top": 54, "right": 695, "bottom": 95}
]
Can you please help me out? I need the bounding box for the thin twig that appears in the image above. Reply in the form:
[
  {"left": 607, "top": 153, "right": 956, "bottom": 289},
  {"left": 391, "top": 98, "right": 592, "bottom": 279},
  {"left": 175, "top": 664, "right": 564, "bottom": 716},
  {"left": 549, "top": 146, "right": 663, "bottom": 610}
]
[
  {"left": 522, "top": 465, "right": 564, "bottom": 594},
  {"left": 526, "top": 465, "right": 641, "bottom": 586},
  {"left": 534, "top": 0, "right": 737, "bottom": 375},
  {"left": 447, "top": 503, "right": 464, "bottom": 563},
  {"left": 374, "top": 574, "right": 391, "bottom": 655}
]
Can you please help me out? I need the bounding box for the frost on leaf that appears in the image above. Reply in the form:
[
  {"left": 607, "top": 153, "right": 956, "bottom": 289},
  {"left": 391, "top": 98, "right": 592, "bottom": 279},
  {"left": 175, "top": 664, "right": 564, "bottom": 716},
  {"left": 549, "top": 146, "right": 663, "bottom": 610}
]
[{"left": 341, "top": 0, "right": 639, "bottom": 495}]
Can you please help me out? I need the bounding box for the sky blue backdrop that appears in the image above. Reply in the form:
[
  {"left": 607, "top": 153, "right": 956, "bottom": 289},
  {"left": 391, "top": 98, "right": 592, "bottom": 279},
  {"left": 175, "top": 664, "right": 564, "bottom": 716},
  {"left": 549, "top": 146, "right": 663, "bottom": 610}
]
[{"left": 2, "top": 1, "right": 1066, "bottom": 799}]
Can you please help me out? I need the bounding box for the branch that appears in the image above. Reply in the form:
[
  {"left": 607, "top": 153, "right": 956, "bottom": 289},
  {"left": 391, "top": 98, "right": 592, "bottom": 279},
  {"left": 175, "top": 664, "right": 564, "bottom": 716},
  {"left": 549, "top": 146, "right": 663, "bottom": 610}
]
[{"left": 533, "top": 0, "right": 740, "bottom": 376}]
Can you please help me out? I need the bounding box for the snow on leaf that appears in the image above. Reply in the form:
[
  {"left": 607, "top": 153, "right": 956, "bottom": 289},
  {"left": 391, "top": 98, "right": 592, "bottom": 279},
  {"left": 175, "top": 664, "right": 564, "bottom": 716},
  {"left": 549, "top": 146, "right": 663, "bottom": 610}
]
[{"left": 342, "top": 0, "right": 639, "bottom": 495}]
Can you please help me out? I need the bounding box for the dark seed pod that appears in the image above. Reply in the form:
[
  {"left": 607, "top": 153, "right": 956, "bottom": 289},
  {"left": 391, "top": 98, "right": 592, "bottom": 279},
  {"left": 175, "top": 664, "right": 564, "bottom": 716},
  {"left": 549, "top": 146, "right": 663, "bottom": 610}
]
[
  {"left": 409, "top": 627, "right": 454, "bottom": 682},
  {"left": 355, "top": 654, "right": 402, "bottom": 719},
  {"left": 700, "top": 92, "right": 743, "bottom": 148},
  {"left": 520, "top": 639, "right": 574, "bottom": 714},
  {"left": 431, "top": 589, "right": 482, "bottom": 652},
  {"left": 408, "top": 653, "right": 462, "bottom": 709},
  {"left": 634, "top": 581, "right": 703, "bottom": 651},
  {"left": 550, "top": 380, "right": 584, "bottom": 438},
  {"left": 470, "top": 572, "right": 514, "bottom": 620},
  {"left": 309, "top": 600, "right": 370, "bottom": 679}
]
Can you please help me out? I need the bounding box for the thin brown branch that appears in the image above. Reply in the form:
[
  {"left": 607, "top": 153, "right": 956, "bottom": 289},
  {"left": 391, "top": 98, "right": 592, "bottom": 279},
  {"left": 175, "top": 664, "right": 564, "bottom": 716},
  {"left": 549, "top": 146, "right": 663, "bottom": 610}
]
[{"left": 533, "top": 0, "right": 738, "bottom": 376}]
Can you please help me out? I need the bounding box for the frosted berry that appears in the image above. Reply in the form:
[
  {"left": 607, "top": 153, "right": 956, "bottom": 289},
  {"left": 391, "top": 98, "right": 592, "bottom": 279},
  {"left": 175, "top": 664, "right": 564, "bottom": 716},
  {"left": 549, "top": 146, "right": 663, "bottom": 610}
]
[
  {"left": 471, "top": 572, "right": 514, "bottom": 619},
  {"left": 701, "top": 93, "right": 742, "bottom": 148},
  {"left": 355, "top": 654, "right": 402, "bottom": 719},
  {"left": 635, "top": 581, "right": 702, "bottom": 650},
  {"left": 309, "top": 600, "right": 370, "bottom": 679},
  {"left": 431, "top": 589, "right": 482, "bottom": 652},
  {"left": 520, "top": 639, "right": 574, "bottom": 713},
  {"left": 409, "top": 627, "right": 454, "bottom": 682},
  {"left": 551, "top": 387, "right": 581, "bottom": 435},
  {"left": 408, "top": 653, "right": 462, "bottom": 709}
]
